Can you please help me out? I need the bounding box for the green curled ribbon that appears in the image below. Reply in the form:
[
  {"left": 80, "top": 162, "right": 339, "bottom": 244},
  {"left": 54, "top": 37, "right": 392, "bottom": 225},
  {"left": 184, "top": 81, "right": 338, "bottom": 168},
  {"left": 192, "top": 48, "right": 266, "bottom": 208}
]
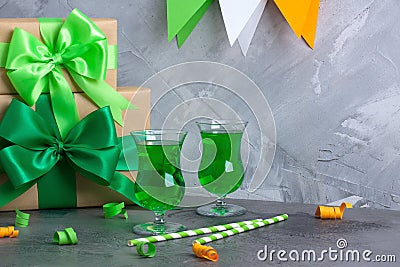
[
  {"left": 103, "top": 202, "right": 128, "bottom": 220},
  {"left": 4, "top": 8, "right": 134, "bottom": 139},
  {"left": 0, "top": 96, "right": 139, "bottom": 209},
  {"left": 136, "top": 242, "right": 156, "bottom": 258},
  {"left": 53, "top": 227, "right": 78, "bottom": 245},
  {"left": 15, "top": 209, "right": 30, "bottom": 228}
]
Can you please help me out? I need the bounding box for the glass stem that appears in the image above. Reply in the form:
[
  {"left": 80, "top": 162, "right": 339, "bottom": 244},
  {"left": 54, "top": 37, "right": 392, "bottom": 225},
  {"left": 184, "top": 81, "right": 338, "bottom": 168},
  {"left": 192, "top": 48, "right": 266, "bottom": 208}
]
[
  {"left": 212, "top": 197, "right": 228, "bottom": 215},
  {"left": 216, "top": 197, "right": 227, "bottom": 207},
  {"left": 153, "top": 211, "right": 166, "bottom": 234}
]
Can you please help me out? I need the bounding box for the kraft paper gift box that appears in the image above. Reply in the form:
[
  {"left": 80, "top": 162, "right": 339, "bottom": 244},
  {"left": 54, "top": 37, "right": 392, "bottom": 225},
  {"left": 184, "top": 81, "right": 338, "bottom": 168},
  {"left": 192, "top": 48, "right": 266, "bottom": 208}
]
[
  {"left": 0, "top": 17, "right": 117, "bottom": 94},
  {"left": 0, "top": 87, "right": 150, "bottom": 211},
  {"left": 0, "top": 9, "right": 129, "bottom": 151}
]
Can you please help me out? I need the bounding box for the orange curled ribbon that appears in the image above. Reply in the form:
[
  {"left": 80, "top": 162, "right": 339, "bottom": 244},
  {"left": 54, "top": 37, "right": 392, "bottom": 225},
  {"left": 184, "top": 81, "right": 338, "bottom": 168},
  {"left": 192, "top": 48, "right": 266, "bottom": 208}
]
[
  {"left": 192, "top": 242, "right": 219, "bottom": 262},
  {"left": 315, "top": 202, "right": 353, "bottom": 220},
  {"left": 0, "top": 226, "right": 19, "bottom": 238}
]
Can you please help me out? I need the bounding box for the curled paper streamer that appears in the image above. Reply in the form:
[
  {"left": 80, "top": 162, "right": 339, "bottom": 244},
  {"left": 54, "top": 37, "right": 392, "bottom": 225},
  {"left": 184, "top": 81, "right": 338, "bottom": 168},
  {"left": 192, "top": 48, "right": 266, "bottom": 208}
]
[
  {"left": 15, "top": 209, "right": 30, "bottom": 228},
  {"left": 0, "top": 226, "right": 19, "bottom": 238},
  {"left": 103, "top": 202, "right": 128, "bottom": 220},
  {"left": 136, "top": 241, "right": 156, "bottom": 258},
  {"left": 53, "top": 227, "right": 78, "bottom": 245},
  {"left": 192, "top": 242, "right": 218, "bottom": 262},
  {"left": 315, "top": 202, "right": 353, "bottom": 220}
]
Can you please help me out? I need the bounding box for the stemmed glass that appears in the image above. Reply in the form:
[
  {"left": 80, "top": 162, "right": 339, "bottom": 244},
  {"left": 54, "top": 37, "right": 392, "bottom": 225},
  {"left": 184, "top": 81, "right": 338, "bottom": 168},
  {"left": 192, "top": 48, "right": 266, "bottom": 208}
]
[
  {"left": 196, "top": 119, "right": 248, "bottom": 217},
  {"left": 130, "top": 130, "right": 187, "bottom": 235}
]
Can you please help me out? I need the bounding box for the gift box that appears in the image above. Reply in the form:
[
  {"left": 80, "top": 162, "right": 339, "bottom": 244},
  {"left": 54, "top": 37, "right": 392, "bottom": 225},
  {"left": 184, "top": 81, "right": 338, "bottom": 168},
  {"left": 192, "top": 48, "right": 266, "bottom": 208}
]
[
  {"left": 0, "top": 86, "right": 150, "bottom": 211},
  {"left": 0, "top": 9, "right": 127, "bottom": 141},
  {"left": 0, "top": 17, "right": 117, "bottom": 94},
  {"left": 0, "top": 9, "right": 147, "bottom": 211}
]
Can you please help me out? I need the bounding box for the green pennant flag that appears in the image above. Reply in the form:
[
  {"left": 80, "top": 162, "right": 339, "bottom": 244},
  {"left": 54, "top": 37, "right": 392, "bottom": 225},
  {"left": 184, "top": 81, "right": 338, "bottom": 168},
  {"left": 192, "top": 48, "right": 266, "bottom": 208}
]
[{"left": 167, "top": 0, "right": 214, "bottom": 47}]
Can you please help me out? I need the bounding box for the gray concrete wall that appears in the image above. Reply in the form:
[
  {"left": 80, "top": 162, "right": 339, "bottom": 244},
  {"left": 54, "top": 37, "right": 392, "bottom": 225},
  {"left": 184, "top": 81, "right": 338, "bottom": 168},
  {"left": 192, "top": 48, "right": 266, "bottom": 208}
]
[{"left": 1, "top": 0, "right": 398, "bottom": 209}]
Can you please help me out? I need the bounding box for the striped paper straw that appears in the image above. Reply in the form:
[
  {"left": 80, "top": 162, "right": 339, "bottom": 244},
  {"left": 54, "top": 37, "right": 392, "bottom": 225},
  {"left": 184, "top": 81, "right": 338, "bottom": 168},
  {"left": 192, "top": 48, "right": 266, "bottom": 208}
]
[
  {"left": 193, "top": 214, "right": 288, "bottom": 245},
  {"left": 128, "top": 218, "right": 264, "bottom": 246}
]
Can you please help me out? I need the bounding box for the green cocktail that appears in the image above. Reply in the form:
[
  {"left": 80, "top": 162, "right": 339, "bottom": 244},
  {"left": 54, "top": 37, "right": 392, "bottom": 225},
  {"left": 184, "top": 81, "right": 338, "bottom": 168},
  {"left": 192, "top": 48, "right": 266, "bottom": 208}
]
[
  {"left": 198, "top": 131, "right": 244, "bottom": 196},
  {"left": 131, "top": 130, "right": 187, "bottom": 235},
  {"left": 134, "top": 141, "right": 185, "bottom": 211},
  {"left": 196, "top": 120, "right": 248, "bottom": 217}
]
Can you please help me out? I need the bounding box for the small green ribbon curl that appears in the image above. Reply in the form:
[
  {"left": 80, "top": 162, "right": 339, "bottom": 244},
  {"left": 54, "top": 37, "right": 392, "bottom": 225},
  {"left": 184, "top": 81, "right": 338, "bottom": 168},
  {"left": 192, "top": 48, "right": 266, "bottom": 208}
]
[
  {"left": 15, "top": 209, "right": 30, "bottom": 228},
  {"left": 136, "top": 241, "right": 156, "bottom": 258},
  {"left": 53, "top": 227, "right": 78, "bottom": 245},
  {"left": 103, "top": 202, "right": 128, "bottom": 220}
]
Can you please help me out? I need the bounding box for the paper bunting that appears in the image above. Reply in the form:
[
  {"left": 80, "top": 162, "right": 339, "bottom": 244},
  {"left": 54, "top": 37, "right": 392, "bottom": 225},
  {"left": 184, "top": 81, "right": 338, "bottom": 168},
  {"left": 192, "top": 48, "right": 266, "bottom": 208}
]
[
  {"left": 166, "top": 0, "right": 320, "bottom": 52},
  {"left": 219, "top": 0, "right": 268, "bottom": 55},
  {"left": 167, "top": 0, "right": 214, "bottom": 47},
  {"left": 274, "top": 0, "right": 320, "bottom": 48}
]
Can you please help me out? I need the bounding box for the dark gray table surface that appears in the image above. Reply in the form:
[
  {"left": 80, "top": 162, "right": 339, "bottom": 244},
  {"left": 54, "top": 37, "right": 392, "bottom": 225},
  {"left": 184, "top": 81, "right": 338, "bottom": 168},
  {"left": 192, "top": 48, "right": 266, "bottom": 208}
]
[{"left": 0, "top": 199, "right": 399, "bottom": 267}]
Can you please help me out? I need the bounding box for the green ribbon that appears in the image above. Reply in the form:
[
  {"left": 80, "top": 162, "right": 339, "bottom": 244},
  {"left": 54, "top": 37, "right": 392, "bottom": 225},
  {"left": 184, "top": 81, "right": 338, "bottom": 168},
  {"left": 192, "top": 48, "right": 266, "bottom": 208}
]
[
  {"left": 0, "top": 42, "right": 118, "bottom": 70},
  {"left": 136, "top": 242, "right": 156, "bottom": 258},
  {"left": 15, "top": 209, "right": 30, "bottom": 228},
  {"left": 0, "top": 96, "right": 139, "bottom": 209},
  {"left": 53, "top": 227, "right": 78, "bottom": 245},
  {"left": 116, "top": 135, "right": 138, "bottom": 171},
  {"left": 103, "top": 202, "right": 128, "bottom": 219},
  {"left": 3, "top": 8, "right": 134, "bottom": 139},
  {"left": 167, "top": 0, "right": 214, "bottom": 47}
]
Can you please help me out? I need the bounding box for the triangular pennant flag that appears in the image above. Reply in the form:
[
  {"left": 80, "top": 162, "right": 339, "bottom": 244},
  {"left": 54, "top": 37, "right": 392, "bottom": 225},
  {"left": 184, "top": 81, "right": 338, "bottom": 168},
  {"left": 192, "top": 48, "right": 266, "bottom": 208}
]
[
  {"left": 167, "top": 0, "right": 214, "bottom": 47},
  {"left": 219, "top": 0, "right": 268, "bottom": 55},
  {"left": 237, "top": 0, "right": 268, "bottom": 55},
  {"left": 274, "top": 0, "right": 320, "bottom": 48}
]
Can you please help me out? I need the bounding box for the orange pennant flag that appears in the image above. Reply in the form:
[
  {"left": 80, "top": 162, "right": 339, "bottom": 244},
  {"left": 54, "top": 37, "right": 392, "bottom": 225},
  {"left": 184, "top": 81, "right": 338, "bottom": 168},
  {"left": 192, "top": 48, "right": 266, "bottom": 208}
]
[{"left": 274, "top": 0, "right": 320, "bottom": 49}]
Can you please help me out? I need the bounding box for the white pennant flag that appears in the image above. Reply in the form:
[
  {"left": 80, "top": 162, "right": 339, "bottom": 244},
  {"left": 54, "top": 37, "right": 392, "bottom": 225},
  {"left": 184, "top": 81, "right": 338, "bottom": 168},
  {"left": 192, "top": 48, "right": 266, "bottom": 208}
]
[{"left": 219, "top": 0, "right": 268, "bottom": 55}]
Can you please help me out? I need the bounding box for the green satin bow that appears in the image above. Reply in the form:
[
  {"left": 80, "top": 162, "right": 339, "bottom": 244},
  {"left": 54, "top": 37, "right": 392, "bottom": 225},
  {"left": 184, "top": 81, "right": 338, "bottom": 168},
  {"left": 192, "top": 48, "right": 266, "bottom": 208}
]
[
  {"left": 0, "top": 97, "right": 138, "bottom": 209},
  {"left": 5, "top": 9, "right": 133, "bottom": 139}
]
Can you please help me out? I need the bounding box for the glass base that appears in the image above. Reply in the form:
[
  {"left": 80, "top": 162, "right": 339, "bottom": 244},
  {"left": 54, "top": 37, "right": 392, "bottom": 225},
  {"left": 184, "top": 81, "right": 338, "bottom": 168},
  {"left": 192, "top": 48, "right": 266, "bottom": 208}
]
[
  {"left": 196, "top": 203, "right": 246, "bottom": 217},
  {"left": 133, "top": 222, "right": 186, "bottom": 235}
]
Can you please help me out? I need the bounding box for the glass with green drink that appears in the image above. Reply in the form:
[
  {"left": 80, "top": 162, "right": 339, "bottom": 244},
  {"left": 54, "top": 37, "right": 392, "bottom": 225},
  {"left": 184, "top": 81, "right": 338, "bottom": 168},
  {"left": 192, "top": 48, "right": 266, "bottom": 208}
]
[
  {"left": 130, "top": 130, "right": 187, "bottom": 235},
  {"left": 196, "top": 119, "right": 248, "bottom": 217}
]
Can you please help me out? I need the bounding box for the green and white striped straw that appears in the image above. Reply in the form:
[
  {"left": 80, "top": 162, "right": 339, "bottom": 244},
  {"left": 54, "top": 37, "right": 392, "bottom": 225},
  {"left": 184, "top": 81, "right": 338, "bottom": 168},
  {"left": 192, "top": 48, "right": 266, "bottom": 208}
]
[
  {"left": 128, "top": 218, "right": 264, "bottom": 246},
  {"left": 193, "top": 214, "right": 289, "bottom": 245}
]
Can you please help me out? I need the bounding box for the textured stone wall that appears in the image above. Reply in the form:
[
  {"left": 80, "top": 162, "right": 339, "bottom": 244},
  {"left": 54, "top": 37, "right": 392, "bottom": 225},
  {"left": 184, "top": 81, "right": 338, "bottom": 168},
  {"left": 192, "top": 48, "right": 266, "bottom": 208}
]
[{"left": 1, "top": 0, "right": 398, "bottom": 209}]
